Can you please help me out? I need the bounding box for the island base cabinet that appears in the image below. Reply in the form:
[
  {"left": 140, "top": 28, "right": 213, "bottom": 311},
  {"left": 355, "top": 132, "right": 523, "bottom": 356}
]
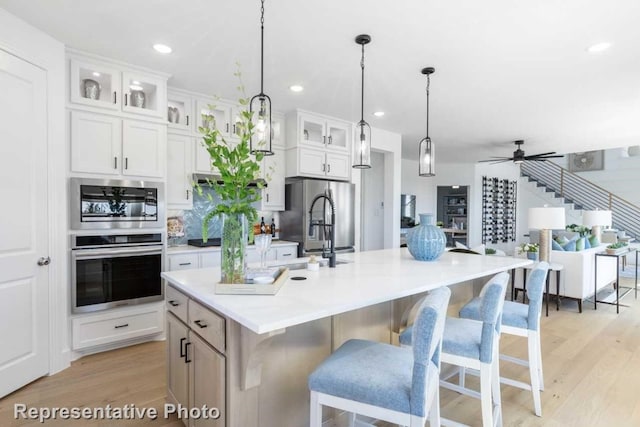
[{"left": 167, "top": 312, "right": 226, "bottom": 427}]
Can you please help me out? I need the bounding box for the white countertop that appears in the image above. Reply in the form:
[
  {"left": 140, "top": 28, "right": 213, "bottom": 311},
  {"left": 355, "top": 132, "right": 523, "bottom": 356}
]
[
  {"left": 161, "top": 248, "right": 532, "bottom": 334},
  {"left": 167, "top": 240, "right": 298, "bottom": 255}
]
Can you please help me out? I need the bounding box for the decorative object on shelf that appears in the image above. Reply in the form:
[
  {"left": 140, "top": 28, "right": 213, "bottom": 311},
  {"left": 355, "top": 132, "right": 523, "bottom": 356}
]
[
  {"left": 406, "top": 213, "right": 446, "bottom": 261},
  {"left": 478, "top": 140, "right": 563, "bottom": 164},
  {"left": 566, "top": 223, "right": 592, "bottom": 237},
  {"left": 202, "top": 112, "right": 216, "bottom": 131},
  {"left": 481, "top": 176, "right": 517, "bottom": 244},
  {"left": 168, "top": 106, "right": 180, "bottom": 123},
  {"left": 167, "top": 216, "right": 185, "bottom": 247},
  {"left": 418, "top": 67, "right": 436, "bottom": 177},
  {"left": 249, "top": 0, "right": 274, "bottom": 156},
  {"left": 352, "top": 34, "right": 372, "bottom": 169},
  {"left": 581, "top": 209, "right": 612, "bottom": 242},
  {"left": 518, "top": 243, "right": 539, "bottom": 261},
  {"left": 606, "top": 242, "right": 629, "bottom": 255},
  {"left": 529, "top": 206, "right": 566, "bottom": 263},
  {"left": 130, "top": 89, "right": 146, "bottom": 108},
  {"left": 195, "top": 67, "right": 266, "bottom": 284},
  {"left": 568, "top": 150, "right": 604, "bottom": 172},
  {"left": 82, "top": 78, "right": 100, "bottom": 100}
]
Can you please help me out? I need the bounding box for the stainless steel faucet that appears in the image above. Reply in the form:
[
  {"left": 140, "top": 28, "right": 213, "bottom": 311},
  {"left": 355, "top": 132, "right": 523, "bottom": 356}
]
[{"left": 308, "top": 194, "right": 336, "bottom": 268}]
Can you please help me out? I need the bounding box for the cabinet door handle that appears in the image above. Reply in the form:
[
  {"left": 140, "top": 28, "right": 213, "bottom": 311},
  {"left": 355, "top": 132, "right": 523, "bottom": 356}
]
[
  {"left": 113, "top": 91, "right": 117, "bottom": 104},
  {"left": 178, "top": 262, "right": 192, "bottom": 266},
  {"left": 114, "top": 323, "right": 129, "bottom": 329},
  {"left": 168, "top": 300, "right": 180, "bottom": 307},
  {"left": 186, "top": 115, "right": 189, "bottom": 126},
  {"left": 125, "top": 157, "right": 128, "bottom": 170},
  {"left": 186, "top": 190, "right": 190, "bottom": 200},
  {"left": 179, "top": 337, "right": 187, "bottom": 358},
  {"left": 226, "top": 123, "right": 229, "bottom": 133},
  {"left": 327, "top": 164, "right": 331, "bottom": 173},
  {"left": 194, "top": 319, "right": 208, "bottom": 329},
  {"left": 266, "top": 193, "right": 269, "bottom": 203},
  {"left": 114, "top": 157, "right": 118, "bottom": 169},
  {"left": 322, "top": 163, "right": 325, "bottom": 172},
  {"left": 328, "top": 135, "right": 332, "bottom": 145},
  {"left": 185, "top": 342, "right": 192, "bottom": 363},
  {"left": 323, "top": 135, "right": 326, "bottom": 145},
  {"left": 124, "top": 93, "right": 128, "bottom": 106},
  {"left": 281, "top": 253, "right": 292, "bottom": 257},
  {"left": 233, "top": 124, "right": 236, "bottom": 135}
]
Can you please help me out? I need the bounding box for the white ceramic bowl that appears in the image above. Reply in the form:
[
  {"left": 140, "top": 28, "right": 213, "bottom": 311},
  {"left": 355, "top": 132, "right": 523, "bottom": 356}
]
[{"left": 253, "top": 276, "right": 275, "bottom": 285}]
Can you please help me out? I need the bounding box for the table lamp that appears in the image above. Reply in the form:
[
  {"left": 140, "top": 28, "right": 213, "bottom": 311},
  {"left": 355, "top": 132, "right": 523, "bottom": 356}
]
[
  {"left": 582, "top": 209, "right": 612, "bottom": 242},
  {"left": 529, "top": 206, "right": 566, "bottom": 263}
]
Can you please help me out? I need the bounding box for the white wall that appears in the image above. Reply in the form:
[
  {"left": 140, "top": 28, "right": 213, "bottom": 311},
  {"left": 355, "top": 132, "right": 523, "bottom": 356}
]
[
  {"left": 362, "top": 151, "right": 385, "bottom": 250},
  {"left": 353, "top": 127, "right": 402, "bottom": 251},
  {"left": 0, "top": 8, "right": 67, "bottom": 373}
]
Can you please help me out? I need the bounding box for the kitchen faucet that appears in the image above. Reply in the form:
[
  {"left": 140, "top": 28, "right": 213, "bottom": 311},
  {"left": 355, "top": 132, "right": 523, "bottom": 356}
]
[{"left": 308, "top": 193, "right": 336, "bottom": 268}]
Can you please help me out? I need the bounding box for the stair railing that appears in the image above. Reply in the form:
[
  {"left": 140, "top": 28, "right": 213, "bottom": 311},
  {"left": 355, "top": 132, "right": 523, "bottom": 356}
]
[{"left": 521, "top": 161, "right": 640, "bottom": 239}]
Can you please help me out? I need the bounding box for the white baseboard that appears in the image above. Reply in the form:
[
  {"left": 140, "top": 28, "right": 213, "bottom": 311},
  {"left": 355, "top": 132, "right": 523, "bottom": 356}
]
[{"left": 70, "top": 333, "right": 165, "bottom": 361}]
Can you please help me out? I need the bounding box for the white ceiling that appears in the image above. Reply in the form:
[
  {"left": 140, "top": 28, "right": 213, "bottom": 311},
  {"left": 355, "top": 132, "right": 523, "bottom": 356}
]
[{"left": 2, "top": 0, "right": 639, "bottom": 161}]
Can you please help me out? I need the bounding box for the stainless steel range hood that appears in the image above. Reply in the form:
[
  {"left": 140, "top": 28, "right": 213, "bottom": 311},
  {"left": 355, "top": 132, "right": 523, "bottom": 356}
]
[{"left": 193, "top": 173, "right": 267, "bottom": 188}]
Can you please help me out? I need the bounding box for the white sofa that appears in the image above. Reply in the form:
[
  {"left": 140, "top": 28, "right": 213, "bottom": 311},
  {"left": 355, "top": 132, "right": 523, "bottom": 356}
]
[{"left": 514, "top": 245, "right": 618, "bottom": 312}]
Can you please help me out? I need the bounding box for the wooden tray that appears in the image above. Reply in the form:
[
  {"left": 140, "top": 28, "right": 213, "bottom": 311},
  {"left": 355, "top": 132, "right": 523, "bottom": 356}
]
[{"left": 215, "top": 267, "right": 289, "bottom": 295}]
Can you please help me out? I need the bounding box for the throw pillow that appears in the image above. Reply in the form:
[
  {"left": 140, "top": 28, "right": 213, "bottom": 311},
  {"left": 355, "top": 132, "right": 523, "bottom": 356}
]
[
  {"left": 576, "top": 237, "right": 585, "bottom": 251},
  {"left": 588, "top": 235, "right": 600, "bottom": 247},
  {"left": 563, "top": 239, "right": 577, "bottom": 251},
  {"left": 552, "top": 240, "right": 565, "bottom": 251}
]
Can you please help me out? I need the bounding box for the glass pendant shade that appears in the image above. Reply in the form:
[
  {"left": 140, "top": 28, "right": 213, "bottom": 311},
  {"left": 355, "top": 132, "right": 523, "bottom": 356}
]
[
  {"left": 418, "top": 136, "right": 435, "bottom": 176},
  {"left": 249, "top": 94, "right": 273, "bottom": 155},
  {"left": 353, "top": 120, "right": 372, "bottom": 169}
]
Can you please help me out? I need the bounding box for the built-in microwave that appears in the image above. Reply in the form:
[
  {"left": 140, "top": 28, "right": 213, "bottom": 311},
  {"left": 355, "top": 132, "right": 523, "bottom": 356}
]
[{"left": 70, "top": 178, "right": 165, "bottom": 230}]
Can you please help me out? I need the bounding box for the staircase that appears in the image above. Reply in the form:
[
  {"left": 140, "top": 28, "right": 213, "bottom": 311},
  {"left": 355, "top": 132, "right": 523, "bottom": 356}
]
[{"left": 520, "top": 161, "right": 639, "bottom": 239}]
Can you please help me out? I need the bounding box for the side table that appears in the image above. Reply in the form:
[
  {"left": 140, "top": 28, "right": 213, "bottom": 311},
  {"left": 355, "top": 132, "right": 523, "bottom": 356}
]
[
  {"left": 594, "top": 248, "right": 638, "bottom": 314},
  {"left": 512, "top": 262, "right": 565, "bottom": 316}
]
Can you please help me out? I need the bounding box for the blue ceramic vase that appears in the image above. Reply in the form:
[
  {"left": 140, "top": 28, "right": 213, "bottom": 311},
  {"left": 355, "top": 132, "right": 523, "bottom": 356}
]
[{"left": 406, "top": 213, "right": 446, "bottom": 261}]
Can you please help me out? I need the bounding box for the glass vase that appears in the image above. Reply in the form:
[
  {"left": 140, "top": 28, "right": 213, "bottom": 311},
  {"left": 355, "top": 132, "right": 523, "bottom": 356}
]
[
  {"left": 220, "top": 213, "right": 248, "bottom": 284},
  {"left": 406, "top": 213, "right": 446, "bottom": 261}
]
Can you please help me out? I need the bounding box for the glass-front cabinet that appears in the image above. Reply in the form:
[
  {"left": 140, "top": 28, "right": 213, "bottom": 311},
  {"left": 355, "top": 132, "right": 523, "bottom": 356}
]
[
  {"left": 70, "top": 59, "right": 121, "bottom": 110},
  {"left": 299, "top": 114, "right": 326, "bottom": 148},
  {"left": 122, "top": 72, "right": 166, "bottom": 118},
  {"left": 197, "top": 100, "right": 231, "bottom": 137},
  {"left": 298, "top": 113, "right": 350, "bottom": 153},
  {"left": 167, "top": 91, "right": 194, "bottom": 131},
  {"left": 326, "top": 120, "right": 349, "bottom": 152}
]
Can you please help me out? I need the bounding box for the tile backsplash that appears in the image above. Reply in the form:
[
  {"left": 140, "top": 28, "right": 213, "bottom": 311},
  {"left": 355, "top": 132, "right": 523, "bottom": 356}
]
[{"left": 168, "top": 186, "right": 280, "bottom": 245}]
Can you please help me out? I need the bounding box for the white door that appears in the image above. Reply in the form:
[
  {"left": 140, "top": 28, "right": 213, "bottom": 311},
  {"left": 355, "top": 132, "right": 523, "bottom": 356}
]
[
  {"left": 122, "top": 120, "right": 166, "bottom": 178},
  {"left": 362, "top": 151, "right": 385, "bottom": 251},
  {"left": 0, "top": 49, "right": 49, "bottom": 397}
]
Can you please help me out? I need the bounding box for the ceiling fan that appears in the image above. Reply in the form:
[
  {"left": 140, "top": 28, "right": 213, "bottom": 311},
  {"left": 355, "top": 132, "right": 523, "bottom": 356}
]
[{"left": 479, "top": 140, "right": 563, "bottom": 164}]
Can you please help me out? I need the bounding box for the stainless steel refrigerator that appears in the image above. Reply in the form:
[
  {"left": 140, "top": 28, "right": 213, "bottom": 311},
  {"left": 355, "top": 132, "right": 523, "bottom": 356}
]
[{"left": 280, "top": 179, "right": 355, "bottom": 257}]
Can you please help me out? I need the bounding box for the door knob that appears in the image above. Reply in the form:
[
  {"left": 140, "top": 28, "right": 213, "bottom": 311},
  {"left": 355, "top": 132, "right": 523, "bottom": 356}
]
[{"left": 37, "top": 257, "right": 51, "bottom": 266}]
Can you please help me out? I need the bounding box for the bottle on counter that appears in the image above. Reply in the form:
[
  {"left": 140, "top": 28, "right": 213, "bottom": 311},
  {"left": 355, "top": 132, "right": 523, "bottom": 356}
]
[
  {"left": 260, "top": 217, "right": 266, "bottom": 234},
  {"left": 271, "top": 218, "right": 276, "bottom": 238}
]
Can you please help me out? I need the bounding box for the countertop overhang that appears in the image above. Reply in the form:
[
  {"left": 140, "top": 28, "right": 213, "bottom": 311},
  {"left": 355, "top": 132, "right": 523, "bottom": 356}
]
[{"left": 161, "top": 248, "right": 532, "bottom": 334}]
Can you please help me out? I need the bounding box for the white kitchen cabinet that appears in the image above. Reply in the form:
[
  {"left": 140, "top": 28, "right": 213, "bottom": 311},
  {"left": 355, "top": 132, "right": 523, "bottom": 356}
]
[
  {"left": 199, "top": 251, "right": 222, "bottom": 269},
  {"left": 122, "top": 120, "right": 166, "bottom": 178},
  {"left": 68, "top": 53, "right": 168, "bottom": 119},
  {"left": 70, "top": 111, "right": 166, "bottom": 178},
  {"left": 289, "top": 110, "right": 351, "bottom": 154},
  {"left": 287, "top": 146, "right": 351, "bottom": 181},
  {"left": 168, "top": 91, "right": 195, "bottom": 132},
  {"left": 70, "top": 58, "right": 121, "bottom": 111},
  {"left": 167, "top": 134, "right": 194, "bottom": 209},
  {"left": 196, "top": 99, "right": 232, "bottom": 137},
  {"left": 71, "top": 111, "right": 122, "bottom": 175},
  {"left": 166, "top": 289, "right": 226, "bottom": 427},
  {"left": 194, "top": 137, "right": 220, "bottom": 175},
  {"left": 168, "top": 253, "right": 199, "bottom": 271},
  {"left": 72, "top": 303, "right": 164, "bottom": 350},
  {"left": 260, "top": 147, "right": 285, "bottom": 211},
  {"left": 271, "top": 112, "right": 286, "bottom": 147}
]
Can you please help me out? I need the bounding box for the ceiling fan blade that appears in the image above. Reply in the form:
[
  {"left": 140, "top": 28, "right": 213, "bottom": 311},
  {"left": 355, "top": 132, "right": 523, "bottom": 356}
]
[
  {"left": 524, "top": 151, "right": 557, "bottom": 158},
  {"left": 489, "top": 160, "right": 512, "bottom": 165},
  {"left": 477, "top": 157, "right": 513, "bottom": 163},
  {"left": 536, "top": 154, "right": 564, "bottom": 159}
]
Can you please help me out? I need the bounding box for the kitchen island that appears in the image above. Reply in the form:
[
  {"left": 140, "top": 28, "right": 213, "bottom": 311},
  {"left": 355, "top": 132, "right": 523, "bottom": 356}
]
[{"left": 161, "top": 248, "right": 531, "bottom": 427}]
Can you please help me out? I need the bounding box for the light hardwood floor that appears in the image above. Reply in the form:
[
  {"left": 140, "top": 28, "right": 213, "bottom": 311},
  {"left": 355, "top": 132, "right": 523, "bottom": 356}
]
[{"left": 1, "top": 278, "right": 639, "bottom": 427}]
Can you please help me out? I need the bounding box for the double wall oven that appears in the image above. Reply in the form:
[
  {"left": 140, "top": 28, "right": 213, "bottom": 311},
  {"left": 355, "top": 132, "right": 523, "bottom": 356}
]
[{"left": 70, "top": 178, "right": 165, "bottom": 313}]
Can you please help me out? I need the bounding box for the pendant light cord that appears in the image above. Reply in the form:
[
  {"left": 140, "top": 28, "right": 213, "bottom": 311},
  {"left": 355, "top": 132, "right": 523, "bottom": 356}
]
[
  {"left": 425, "top": 73, "right": 430, "bottom": 138},
  {"left": 260, "top": 0, "right": 265, "bottom": 95},
  {"left": 360, "top": 43, "right": 365, "bottom": 123}
]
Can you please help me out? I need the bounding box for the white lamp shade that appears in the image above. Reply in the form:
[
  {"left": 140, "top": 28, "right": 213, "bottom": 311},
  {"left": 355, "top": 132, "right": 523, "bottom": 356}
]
[
  {"left": 528, "top": 207, "right": 566, "bottom": 230},
  {"left": 582, "top": 210, "right": 612, "bottom": 227}
]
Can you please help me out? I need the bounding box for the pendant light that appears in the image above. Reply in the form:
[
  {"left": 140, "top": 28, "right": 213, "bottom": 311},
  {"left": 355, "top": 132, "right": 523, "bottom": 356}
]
[
  {"left": 418, "top": 67, "right": 435, "bottom": 177},
  {"left": 353, "top": 34, "right": 372, "bottom": 169},
  {"left": 249, "top": 0, "right": 274, "bottom": 156}
]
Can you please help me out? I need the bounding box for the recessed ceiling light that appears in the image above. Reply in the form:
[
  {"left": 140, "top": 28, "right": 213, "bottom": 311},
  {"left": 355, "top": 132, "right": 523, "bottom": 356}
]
[
  {"left": 289, "top": 85, "right": 304, "bottom": 92},
  {"left": 153, "top": 43, "right": 172, "bottom": 54},
  {"left": 373, "top": 111, "right": 385, "bottom": 117},
  {"left": 129, "top": 85, "right": 144, "bottom": 91},
  {"left": 587, "top": 42, "right": 611, "bottom": 53},
  {"left": 92, "top": 72, "right": 101, "bottom": 77},
  {"left": 132, "top": 80, "right": 141, "bottom": 85}
]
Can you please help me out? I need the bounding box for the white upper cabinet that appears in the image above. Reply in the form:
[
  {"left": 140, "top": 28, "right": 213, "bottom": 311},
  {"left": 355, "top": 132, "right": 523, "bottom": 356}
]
[
  {"left": 290, "top": 111, "right": 351, "bottom": 154},
  {"left": 70, "top": 111, "right": 165, "bottom": 178},
  {"left": 167, "top": 134, "right": 194, "bottom": 210},
  {"left": 68, "top": 52, "right": 168, "bottom": 120},
  {"left": 167, "top": 91, "right": 194, "bottom": 132},
  {"left": 271, "top": 113, "right": 286, "bottom": 147},
  {"left": 260, "top": 147, "right": 285, "bottom": 211},
  {"left": 70, "top": 58, "right": 121, "bottom": 111},
  {"left": 325, "top": 120, "right": 350, "bottom": 152},
  {"left": 196, "top": 99, "right": 232, "bottom": 138}
]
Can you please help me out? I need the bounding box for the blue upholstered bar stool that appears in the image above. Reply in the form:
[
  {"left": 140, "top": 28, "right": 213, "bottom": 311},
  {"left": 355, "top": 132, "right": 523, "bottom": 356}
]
[
  {"left": 308, "top": 286, "right": 451, "bottom": 427},
  {"left": 400, "top": 272, "right": 510, "bottom": 427},
  {"left": 459, "top": 262, "right": 549, "bottom": 417}
]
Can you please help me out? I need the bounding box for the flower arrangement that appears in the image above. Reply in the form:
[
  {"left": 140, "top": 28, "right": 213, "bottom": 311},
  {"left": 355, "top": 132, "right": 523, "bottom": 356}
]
[
  {"left": 566, "top": 224, "right": 591, "bottom": 237},
  {"left": 518, "top": 243, "right": 539, "bottom": 253},
  {"left": 607, "top": 242, "right": 628, "bottom": 250}
]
